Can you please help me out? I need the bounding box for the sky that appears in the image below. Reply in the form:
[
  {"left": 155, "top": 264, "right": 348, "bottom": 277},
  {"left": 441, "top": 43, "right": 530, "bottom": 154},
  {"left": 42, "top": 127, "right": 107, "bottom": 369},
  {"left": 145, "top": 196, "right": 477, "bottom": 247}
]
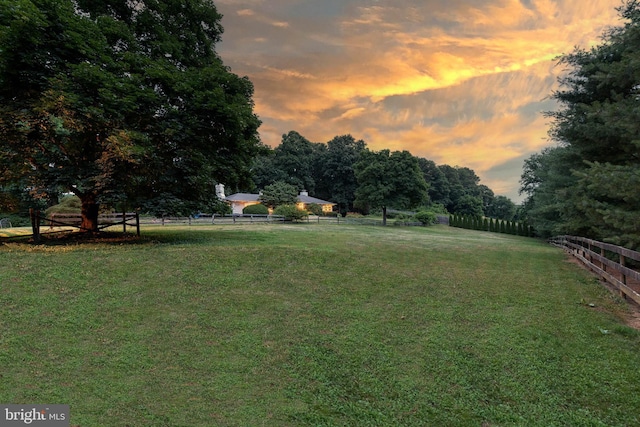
[{"left": 215, "top": 0, "right": 624, "bottom": 202}]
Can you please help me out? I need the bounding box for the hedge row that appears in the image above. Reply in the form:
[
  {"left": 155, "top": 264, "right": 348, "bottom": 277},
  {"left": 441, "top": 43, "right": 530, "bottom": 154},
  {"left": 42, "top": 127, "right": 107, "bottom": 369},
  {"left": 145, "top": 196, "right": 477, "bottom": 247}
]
[{"left": 449, "top": 214, "right": 533, "bottom": 237}]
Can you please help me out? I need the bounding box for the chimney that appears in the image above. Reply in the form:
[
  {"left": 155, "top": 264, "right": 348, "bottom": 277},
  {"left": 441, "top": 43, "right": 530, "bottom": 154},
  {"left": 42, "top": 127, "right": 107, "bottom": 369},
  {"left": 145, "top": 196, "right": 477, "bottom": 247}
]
[
  {"left": 215, "top": 184, "right": 225, "bottom": 199},
  {"left": 300, "top": 190, "right": 308, "bottom": 197}
]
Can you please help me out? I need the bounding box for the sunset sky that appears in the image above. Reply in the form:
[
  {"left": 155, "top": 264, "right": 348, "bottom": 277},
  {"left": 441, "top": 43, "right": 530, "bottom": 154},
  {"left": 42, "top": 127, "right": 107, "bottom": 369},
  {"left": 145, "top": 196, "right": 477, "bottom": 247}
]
[{"left": 215, "top": 0, "right": 624, "bottom": 202}]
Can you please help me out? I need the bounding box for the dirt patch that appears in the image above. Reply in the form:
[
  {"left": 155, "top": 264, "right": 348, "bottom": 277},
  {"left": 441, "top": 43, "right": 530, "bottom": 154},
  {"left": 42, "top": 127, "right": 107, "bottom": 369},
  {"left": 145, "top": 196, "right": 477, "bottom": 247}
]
[{"left": 626, "top": 311, "right": 640, "bottom": 330}]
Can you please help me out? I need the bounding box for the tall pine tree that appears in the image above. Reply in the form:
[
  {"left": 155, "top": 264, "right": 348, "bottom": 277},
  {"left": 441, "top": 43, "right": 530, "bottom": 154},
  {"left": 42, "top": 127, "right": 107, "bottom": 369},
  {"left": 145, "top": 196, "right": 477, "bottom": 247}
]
[{"left": 521, "top": 0, "right": 640, "bottom": 248}]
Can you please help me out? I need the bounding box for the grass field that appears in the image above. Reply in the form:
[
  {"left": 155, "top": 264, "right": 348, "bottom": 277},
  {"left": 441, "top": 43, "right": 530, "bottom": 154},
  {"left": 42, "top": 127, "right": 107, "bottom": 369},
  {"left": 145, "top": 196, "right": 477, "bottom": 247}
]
[{"left": 1, "top": 224, "right": 639, "bottom": 426}]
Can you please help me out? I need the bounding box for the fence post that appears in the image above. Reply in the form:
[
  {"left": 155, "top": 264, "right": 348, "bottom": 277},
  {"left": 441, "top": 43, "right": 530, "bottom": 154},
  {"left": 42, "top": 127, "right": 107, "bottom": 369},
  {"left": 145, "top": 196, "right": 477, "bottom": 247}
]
[
  {"left": 135, "top": 212, "right": 140, "bottom": 236},
  {"left": 30, "top": 209, "right": 41, "bottom": 243},
  {"left": 123, "top": 210, "right": 127, "bottom": 233}
]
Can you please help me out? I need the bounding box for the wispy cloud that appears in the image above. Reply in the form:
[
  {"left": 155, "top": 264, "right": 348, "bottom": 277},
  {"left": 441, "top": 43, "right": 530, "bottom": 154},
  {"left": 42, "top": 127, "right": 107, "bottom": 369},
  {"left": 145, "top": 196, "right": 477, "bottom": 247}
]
[{"left": 216, "top": 0, "right": 623, "bottom": 201}]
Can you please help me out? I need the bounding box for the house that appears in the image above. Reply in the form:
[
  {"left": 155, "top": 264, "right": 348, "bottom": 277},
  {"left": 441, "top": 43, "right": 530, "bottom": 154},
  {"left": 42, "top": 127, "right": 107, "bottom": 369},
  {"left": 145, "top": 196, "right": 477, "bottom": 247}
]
[
  {"left": 220, "top": 185, "right": 336, "bottom": 215},
  {"left": 224, "top": 192, "right": 262, "bottom": 215},
  {"left": 294, "top": 190, "right": 336, "bottom": 214}
]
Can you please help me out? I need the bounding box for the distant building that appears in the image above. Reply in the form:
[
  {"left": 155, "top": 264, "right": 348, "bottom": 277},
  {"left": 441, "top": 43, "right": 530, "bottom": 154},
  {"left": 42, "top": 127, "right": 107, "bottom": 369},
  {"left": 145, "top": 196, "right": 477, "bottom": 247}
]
[{"left": 223, "top": 188, "right": 336, "bottom": 215}]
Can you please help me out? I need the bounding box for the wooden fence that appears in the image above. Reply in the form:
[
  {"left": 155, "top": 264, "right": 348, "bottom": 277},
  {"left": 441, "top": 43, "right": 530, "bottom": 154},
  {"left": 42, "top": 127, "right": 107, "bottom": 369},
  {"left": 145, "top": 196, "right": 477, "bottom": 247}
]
[
  {"left": 550, "top": 235, "right": 640, "bottom": 305},
  {"left": 27, "top": 210, "right": 140, "bottom": 242},
  {"left": 142, "top": 215, "right": 427, "bottom": 227}
]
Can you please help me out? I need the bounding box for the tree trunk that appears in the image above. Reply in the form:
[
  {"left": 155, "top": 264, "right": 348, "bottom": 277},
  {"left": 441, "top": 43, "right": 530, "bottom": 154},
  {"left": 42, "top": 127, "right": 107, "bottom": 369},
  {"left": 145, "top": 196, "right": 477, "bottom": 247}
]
[
  {"left": 382, "top": 206, "right": 387, "bottom": 226},
  {"left": 80, "top": 194, "right": 100, "bottom": 233}
]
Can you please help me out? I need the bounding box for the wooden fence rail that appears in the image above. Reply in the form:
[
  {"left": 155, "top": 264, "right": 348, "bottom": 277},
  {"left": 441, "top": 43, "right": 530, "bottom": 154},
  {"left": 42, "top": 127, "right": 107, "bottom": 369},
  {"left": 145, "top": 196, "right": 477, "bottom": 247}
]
[
  {"left": 550, "top": 235, "right": 640, "bottom": 305},
  {"left": 23, "top": 210, "right": 140, "bottom": 242}
]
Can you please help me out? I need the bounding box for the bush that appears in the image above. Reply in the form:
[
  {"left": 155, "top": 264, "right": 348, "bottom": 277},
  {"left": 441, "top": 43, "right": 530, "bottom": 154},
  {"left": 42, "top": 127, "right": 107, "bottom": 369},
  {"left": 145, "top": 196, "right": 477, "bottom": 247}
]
[
  {"left": 243, "top": 203, "right": 269, "bottom": 215},
  {"left": 413, "top": 210, "right": 437, "bottom": 226},
  {"left": 306, "top": 203, "right": 323, "bottom": 216},
  {"left": 273, "top": 204, "right": 308, "bottom": 221},
  {"left": 386, "top": 210, "right": 414, "bottom": 219},
  {"left": 209, "top": 199, "right": 232, "bottom": 215},
  {"left": 0, "top": 213, "right": 31, "bottom": 227},
  {"left": 44, "top": 195, "right": 81, "bottom": 217},
  {"left": 426, "top": 203, "right": 449, "bottom": 214}
]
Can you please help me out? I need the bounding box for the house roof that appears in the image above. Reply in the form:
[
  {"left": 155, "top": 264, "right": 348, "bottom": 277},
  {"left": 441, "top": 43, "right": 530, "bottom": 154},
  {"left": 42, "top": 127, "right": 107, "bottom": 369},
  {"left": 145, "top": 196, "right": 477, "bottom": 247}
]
[
  {"left": 225, "top": 193, "right": 260, "bottom": 202},
  {"left": 225, "top": 192, "right": 335, "bottom": 206},
  {"left": 297, "top": 194, "right": 336, "bottom": 205}
]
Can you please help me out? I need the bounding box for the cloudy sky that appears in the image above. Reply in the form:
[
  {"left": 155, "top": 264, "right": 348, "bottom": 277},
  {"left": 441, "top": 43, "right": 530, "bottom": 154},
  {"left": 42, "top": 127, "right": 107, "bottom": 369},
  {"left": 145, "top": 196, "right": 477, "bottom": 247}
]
[{"left": 215, "top": 0, "right": 624, "bottom": 202}]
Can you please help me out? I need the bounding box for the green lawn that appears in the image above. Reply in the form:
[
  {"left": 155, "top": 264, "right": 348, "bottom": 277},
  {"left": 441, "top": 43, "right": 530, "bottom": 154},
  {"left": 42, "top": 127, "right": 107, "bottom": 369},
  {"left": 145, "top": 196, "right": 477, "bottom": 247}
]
[{"left": 1, "top": 224, "right": 639, "bottom": 426}]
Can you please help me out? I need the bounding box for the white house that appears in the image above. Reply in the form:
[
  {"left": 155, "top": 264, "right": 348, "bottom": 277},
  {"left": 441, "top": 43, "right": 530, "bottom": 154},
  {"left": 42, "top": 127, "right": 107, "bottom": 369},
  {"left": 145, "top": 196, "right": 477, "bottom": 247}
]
[{"left": 222, "top": 187, "right": 336, "bottom": 215}]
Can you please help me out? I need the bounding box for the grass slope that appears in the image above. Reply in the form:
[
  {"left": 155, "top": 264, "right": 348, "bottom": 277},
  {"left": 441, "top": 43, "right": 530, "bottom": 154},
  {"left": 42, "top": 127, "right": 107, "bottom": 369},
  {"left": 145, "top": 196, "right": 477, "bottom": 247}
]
[{"left": 1, "top": 224, "right": 639, "bottom": 426}]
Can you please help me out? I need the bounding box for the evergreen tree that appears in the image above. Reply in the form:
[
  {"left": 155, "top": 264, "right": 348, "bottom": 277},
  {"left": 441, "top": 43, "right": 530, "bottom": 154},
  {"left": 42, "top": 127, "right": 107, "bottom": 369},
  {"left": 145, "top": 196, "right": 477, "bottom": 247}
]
[{"left": 521, "top": 1, "right": 640, "bottom": 247}]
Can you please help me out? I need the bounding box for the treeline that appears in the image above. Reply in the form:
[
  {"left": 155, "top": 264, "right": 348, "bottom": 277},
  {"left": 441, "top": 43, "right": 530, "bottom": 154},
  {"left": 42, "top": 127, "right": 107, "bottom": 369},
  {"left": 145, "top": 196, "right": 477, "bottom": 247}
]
[
  {"left": 519, "top": 1, "right": 640, "bottom": 249},
  {"left": 449, "top": 214, "right": 533, "bottom": 237},
  {"left": 244, "top": 130, "right": 517, "bottom": 218}
]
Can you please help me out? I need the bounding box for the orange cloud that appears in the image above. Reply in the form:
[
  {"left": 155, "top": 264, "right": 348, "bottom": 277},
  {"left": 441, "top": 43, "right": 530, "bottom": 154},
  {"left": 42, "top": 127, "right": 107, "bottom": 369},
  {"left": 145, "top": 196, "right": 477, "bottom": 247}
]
[{"left": 216, "top": 0, "right": 623, "bottom": 201}]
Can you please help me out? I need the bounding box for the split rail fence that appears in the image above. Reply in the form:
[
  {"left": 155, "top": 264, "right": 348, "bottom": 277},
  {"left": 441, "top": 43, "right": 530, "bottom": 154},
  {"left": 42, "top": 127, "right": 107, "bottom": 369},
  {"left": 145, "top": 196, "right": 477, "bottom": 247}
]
[
  {"left": 27, "top": 209, "right": 140, "bottom": 242},
  {"left": 550, "top": 235, "right": 640, "bottom": 305}
]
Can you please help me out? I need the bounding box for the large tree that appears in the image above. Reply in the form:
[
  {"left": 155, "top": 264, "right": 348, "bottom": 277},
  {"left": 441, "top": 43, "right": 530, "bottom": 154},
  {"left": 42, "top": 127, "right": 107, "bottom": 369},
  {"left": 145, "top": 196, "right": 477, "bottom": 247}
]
[
  {"left": 354, "top": 149, "right": 428, "bottom": 225},
  {"left": 258, "top": 181, "right": 298, "bottom": 209},
  {"left": 0, "top": 0, "right": 262, "bottom": 231},
  {"left": 417, "top": 158, "right": 449, "bottom": 208},
  {"left": 316, "top": 134, "right": 366, "bottom": 215},
  {"left": 521, "top": 0, "right": 640, "bottom": 246},
  {"left": 272, "top": 131, "right": 322, "bottom": 193}
]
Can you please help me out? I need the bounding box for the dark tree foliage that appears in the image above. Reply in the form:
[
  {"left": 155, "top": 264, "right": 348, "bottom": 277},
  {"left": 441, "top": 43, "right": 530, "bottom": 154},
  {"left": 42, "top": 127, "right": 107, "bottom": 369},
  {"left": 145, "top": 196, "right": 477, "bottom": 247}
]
[
  {"left": 250, "top": 129, "right": 514, "bottom": 220},
  {"left": 417, "top": 158, "right": 449, "bottom": 207},
  {"left": 354, "top": 149, "right": 428, "bottom": 225},
  {"left": 258, "top": 181, "right": 298, "bottom": 209},
  {"left": 317, "top": 135, "right": 366, "bottom": 214},
  {"left": 0, "top": 0, "right": 262, "bottom": 231},
  {"left": 453, "top": 194, "right": 484, "bottom": 217},
  {"left": 273, "top": 131, "right": 322, "bottom": 193},
  {"left": 521, "top": 0, "right": 640, "bottom": 247},
  {"left": 436, "top": 165, "right": 486, "bottom": 213},
  {"left": 485, "top": 195, "right": 516, "bottom": 221}
]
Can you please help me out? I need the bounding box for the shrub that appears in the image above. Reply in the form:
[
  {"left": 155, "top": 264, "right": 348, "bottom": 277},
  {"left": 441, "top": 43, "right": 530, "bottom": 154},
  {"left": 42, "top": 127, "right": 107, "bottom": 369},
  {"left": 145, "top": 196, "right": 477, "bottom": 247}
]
[
  {"left": 306, "top": 203, "right": 323, "bottom": 216},
  {"left": 0, "top": 213, "right": 30, "bottom": 227},
  {"left": 427, "top": 203, "right": 449, "bottom": 214},
  {"left": 210, "top": 199, "right": 232, "bottom": 215},
  {"left": 387, "top": 210, "right": 418, "bottom": 220},
  {"left": 413, "top": 210, "right": 437, "bottom": 226},
  {"left": 273, "top": 204, "right": 308, "bottom": 221},
  {"left": 243, "top": 203, "right": 269, "bottom": 215},
  {"left": 45, "top": 195, "right": 82, "bottom": 217}
]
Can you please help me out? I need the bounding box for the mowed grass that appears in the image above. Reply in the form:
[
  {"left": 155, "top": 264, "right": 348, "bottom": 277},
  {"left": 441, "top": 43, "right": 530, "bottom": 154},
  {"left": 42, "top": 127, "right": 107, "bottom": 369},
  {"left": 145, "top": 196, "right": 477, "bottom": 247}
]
[{"left": 1, "top": 224, "right": 640, "bottom": 426}]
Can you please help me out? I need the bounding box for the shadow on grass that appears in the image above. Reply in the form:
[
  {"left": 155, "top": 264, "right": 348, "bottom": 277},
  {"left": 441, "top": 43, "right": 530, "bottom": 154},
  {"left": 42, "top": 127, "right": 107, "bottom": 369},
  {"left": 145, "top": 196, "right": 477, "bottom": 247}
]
[
  {"left": 1, "top": 227, "right": 274, "bottom": 248},
  {"left": 0, "top": 230, "right": 145, "bottom": 246}
]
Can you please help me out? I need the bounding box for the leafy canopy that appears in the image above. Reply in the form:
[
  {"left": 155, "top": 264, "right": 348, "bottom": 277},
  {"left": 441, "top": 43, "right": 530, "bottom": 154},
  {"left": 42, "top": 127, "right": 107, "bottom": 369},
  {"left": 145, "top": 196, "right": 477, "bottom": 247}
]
[
  {"left": 0, "top": 0, "right": 262, "bottom": 229},
  {"left": 354, "top": 149, "right": 428, "bottom": 225},
  {"left": 258, "top": 181, "right": 298, "bottom": 209}
]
